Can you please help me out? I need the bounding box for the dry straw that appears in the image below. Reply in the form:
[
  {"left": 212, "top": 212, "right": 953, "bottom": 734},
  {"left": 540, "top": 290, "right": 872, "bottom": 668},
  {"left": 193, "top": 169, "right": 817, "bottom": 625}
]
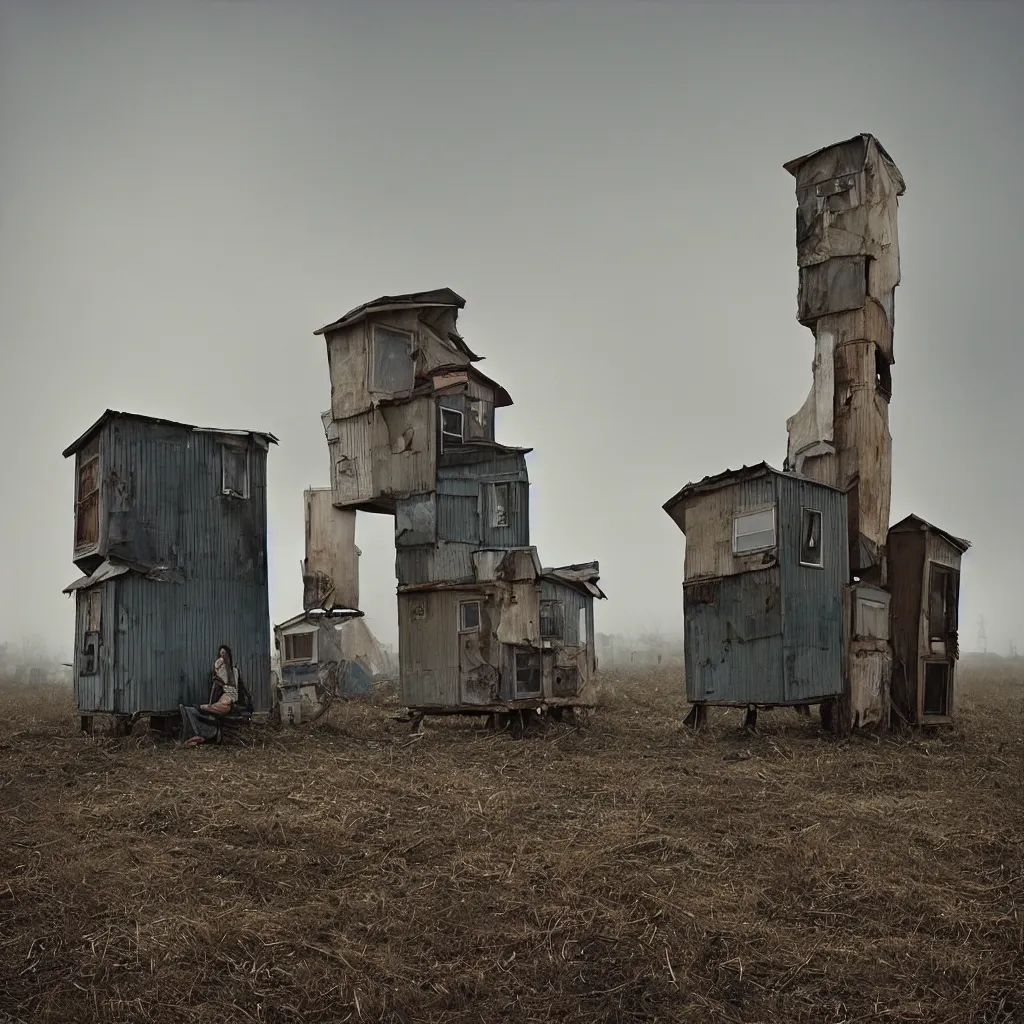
[{"left": 1, "top": 665, "right": 1021, "bottom": 1023}]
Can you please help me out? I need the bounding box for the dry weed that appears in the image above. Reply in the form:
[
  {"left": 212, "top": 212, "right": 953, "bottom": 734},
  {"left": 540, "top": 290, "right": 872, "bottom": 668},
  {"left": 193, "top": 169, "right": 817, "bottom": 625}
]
[{"left": 1, "top": 665, "right": 1021, "bottom": 1023}]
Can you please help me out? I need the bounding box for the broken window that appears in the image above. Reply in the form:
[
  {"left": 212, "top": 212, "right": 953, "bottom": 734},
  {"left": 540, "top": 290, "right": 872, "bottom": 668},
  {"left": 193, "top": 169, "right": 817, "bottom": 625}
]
[
  {"left": 514, "top": 649, "right": 541, "bottom": 696},
  {"left": 469, "top": 399, "right": 490, "bottom": 436},
  {"left": 440, "top": 408, "right": 464, "bottom": 451},
  {"left": 221, "top": 445, "right": 248, "bottom": 498},
  {"left": 74, "top": 452, "right": 101, "bottom": 552},
  {"left": 875, "top": 348, "right": 892, "bottom": 402},
  {"left": 733, "top": 508, "right": 776, "bottom": 555},
  {"left": 459, "top": 600, "right": 481, "bottom": 633},
  {"left": 927, "top": 564, "right": 959, "bottom": 641},
  {"left": 540, "top": 600, "right": 564, "bottom": 640},
  {"left": 370, "top": 325, "right": 415, "bottom": 394},
  {"left": 491, "top": 482, "right": 511, "bottom": 528},
  {"left": 283, "top": 632, "right": 315, "bottom": 664},
  {"left": 800, "top": 507, "right": 823, "bottom": 567}
]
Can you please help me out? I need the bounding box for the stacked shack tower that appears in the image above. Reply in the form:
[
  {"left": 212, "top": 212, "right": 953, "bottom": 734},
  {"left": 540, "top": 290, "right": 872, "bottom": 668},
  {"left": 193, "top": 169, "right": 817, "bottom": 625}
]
[
  {"left": 314, "top": 289, "right": 605, "bottom": 722},
  {"left": 664, "top": 134, "right": 968, "bottom": 733},
  {"left": 783, "top": 134, "right": 905, "bottom": 728}
]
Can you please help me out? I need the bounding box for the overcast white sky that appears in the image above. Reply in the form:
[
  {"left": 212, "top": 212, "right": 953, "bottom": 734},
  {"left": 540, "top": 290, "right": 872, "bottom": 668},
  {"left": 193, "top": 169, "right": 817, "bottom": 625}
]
[{"left": 1, "top": 0, "right": 1022, "bottom": 656}]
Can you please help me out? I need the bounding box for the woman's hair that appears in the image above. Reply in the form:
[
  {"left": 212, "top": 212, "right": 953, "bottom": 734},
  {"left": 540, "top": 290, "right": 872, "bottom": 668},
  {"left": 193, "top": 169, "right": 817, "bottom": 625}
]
[{"left": 218, "top": 644, "right": 234, "bottom": 668}]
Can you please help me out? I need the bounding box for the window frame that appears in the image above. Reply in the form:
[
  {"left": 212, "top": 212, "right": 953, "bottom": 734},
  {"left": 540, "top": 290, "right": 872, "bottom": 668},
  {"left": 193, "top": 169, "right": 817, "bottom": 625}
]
[
  {"left": 799, "top": 506, "right": 825, "bottom": 569},
  {"left": 221, "top": 443, "right": 250, "bottom": 499},
  {"left": 458, "top": 600, "right": 482, "bottom": 634},
  {"left": 368, "top": 323, "right": 416, "bottom": 394},
  {"left": 490, "top": 481, "right": 511, "bottom": 529},
  {"left": 732, "top": 506, "right": 777, "bottom": 556},
  {"left": 282, "top": 631, "right": 317, "bottom": 666},
  {"left": 74, "top": 451, "right": 101, "bottom": 554},
  {"left": 539, "top": 599, "right": 564, "bottom": 640},
  {"left": 440, "top": 407, "right": 464, "bottom": 451},
  {"left": 513, "top": 648, "right": 542, "bottom": 697}
]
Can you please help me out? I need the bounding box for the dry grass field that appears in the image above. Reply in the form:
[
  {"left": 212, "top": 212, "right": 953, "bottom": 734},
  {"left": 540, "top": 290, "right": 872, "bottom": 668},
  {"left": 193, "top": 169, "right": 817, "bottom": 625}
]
[{"left": 1, "top": 664, "right": 1022, "bottom": 1024}]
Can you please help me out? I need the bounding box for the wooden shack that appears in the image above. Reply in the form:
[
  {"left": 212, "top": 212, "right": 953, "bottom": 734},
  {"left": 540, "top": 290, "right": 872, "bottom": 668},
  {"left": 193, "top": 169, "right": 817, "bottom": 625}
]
[{"left": 887, "top": 515, "right": 970, "bottom": 726}]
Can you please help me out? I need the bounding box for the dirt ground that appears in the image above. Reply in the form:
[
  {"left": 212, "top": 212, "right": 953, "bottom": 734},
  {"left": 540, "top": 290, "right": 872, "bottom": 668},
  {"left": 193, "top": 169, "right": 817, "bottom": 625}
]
[{"left": 1, "top": 665, "right": 1022, "bottom": 1024}]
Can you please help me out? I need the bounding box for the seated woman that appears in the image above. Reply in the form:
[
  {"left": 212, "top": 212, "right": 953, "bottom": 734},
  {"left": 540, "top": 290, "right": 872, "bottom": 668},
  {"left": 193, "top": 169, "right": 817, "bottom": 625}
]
[{"left": 180, "top": 645, "right": 246, "bottom": 747}]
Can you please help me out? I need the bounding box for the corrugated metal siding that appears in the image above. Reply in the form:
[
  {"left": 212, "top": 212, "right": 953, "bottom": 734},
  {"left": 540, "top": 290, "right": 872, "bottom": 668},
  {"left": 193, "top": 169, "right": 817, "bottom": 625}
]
[
  {"left": 73, "top": 418, "right": 272, "bottom": 714},
  {"left": 395, "top": 494, "right": 437, "bottom": 546},
  {"left": 398, "top": 590, "right": 460, "bottom": 707},
  {"left": 437, "top": 493, "right": 480, "bottom": 544},
  {"left": 396, "top": 543, "right": 475, "bottom": 586},
  {"left": 777, "top": 475, "right": 847, "bottom": 702},
  {"left": 683, "top": 570, "right": 785, "bottom": 704},
  {"left": 480, "top": 481, "right": 529, "bottom": 548}
]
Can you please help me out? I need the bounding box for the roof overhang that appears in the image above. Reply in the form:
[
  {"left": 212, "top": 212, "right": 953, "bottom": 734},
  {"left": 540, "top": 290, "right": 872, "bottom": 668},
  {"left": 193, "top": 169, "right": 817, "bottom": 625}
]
[
  {"left": 314, "top": 288, "right": 467, "bottom": 337},
  {"left": 888, "top": 514, "right": 971, "bottom": 554},
  {"left": 63, "top": 410, "right": 279, "bottom": 459}
]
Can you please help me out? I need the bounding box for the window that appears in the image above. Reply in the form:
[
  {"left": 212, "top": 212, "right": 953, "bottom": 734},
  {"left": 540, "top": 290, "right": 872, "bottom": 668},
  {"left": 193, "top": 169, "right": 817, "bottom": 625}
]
[
  {"left": 491, "top": 482, "right": 511, "bottom": 528},
  {"left": 927, "top": 564, "right": 958, "bottom": 641},
  {"left": 733, "top": 508, "right": 776, "bottom": 555},
  {"left": 923, "top": 661, "right": 951, "bottom": 716},
  {"left": 875, "top": 349, "right": 892, "bottom": 403},
  {"left": 74, "top": 452, "right": 101, "bottom": 552},
  {"left": 470, "top": 399, "right": 490, "bottom": 436},
  {"left": 459, "top": 600, "right": 481, "bottom": 633},
  {"left": 540, "top": 600, "right": 564, "bottom": 639},
  {"left": 370, "top": 325, "right": 415, "bottom": 393},
  {"left": 85, "top": 590, "right": 102, "bottom": 633},
  {"left": 81, "top": 631, "right": 99, "bottom": 676},
  {"left": 800, "top": 508, "right": 823, "bottom": 567},
  {"left": 579, "top": 606, "right": 588, "bottom": 645},
  {"left": 514, "top": 649, "right": 541, "bottom": 696},
  {"left": 222, "top": 445, "right": 248, "bottom": 498},
  {"left": 283, "top": 632, "right": 315, "bottom": 664},
  {"left": 440, "top": 408, "right": 464, "bottom": 451}
]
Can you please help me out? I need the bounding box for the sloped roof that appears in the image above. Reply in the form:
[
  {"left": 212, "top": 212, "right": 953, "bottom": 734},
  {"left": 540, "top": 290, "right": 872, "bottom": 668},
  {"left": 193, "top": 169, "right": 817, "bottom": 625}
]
[
  {"left": 430, "top": 363, "right": 513, "bottom": 408},
  {"left": 889, "top": 514, "right": 971, "bottom": 553},
  {"left": 541, "top": 561, "right": 606, "bottom": 600},
  {"left": 783, "top": 133, "right": 906, "bottom": 196},
  {"left": 63, "top": 410, "right": 278, "bottom": 459}
]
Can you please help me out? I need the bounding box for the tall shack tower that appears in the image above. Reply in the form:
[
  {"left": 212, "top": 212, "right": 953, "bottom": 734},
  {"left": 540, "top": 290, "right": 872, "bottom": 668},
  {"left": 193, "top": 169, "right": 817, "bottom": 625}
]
[{"left": 783, "top": 134, "right": 905, "bottom": 586}]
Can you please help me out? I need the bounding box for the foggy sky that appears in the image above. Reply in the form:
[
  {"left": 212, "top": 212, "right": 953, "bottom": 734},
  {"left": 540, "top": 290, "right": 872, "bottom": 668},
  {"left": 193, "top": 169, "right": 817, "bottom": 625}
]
[{"left": 2, "top": 0, "right": 1022, "bottom": 656}]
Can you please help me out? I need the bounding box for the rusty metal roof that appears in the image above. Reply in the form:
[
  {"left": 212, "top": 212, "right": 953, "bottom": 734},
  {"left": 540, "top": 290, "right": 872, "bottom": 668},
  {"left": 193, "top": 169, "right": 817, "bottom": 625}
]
[
  {"left": 888, "top": 514, "right": 971, "bottom": 553},
  {"left": 62, "top": 410, "right": 279, "bottom": 459}
]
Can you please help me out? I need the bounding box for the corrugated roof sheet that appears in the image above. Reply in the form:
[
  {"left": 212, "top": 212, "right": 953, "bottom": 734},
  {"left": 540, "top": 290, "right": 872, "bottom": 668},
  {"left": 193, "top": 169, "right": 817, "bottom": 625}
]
[{"left": 63, "top": 410, "right": 278, "bottom": 459}]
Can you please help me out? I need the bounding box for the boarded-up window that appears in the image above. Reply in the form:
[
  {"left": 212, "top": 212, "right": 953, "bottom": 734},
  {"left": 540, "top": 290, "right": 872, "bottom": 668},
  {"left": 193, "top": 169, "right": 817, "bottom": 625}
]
[
  {"left": 222, "top": 446, "right": 249, "bottom": 498},
  {"left": 540, "top": 600, "right": 563, "bottom": 639},
  {"left": 855, "top": 597, "right": 888, "bottom": 639},
  {"left": 514, "top": 649, "right": 541, "bottom": 696},
  {"left": 75, "top": 454, "right": 101, "bottom": 551},
  {"left": 370, "top": 325, "right": 415, "bottom": 394},
  {"left": 283, "top": 632, "right": 315, "bottom": 664},
  {"left": 733, "top": 508, "right": 776, "bottom": 555},
  {"left": 440, "top": 408, "right": 463, "bottom": 451},
  {"left": 459, "top": 600, "right": 481, "bottom": 633},
  {"left": 800, "top": 508, "right": 823, "bottom": 567}
]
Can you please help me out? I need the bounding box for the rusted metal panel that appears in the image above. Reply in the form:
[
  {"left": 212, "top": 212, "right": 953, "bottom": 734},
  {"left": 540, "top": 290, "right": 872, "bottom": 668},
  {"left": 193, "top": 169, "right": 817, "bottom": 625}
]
[
  {"left": 302, "top": 488, "right": 358, "bottom": 610},
  {"left": 437, "top": 493, "right": 480, "bottom": 544},
  {"left": 494, "top": 581, "right": 540, "bottom": 646}
]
